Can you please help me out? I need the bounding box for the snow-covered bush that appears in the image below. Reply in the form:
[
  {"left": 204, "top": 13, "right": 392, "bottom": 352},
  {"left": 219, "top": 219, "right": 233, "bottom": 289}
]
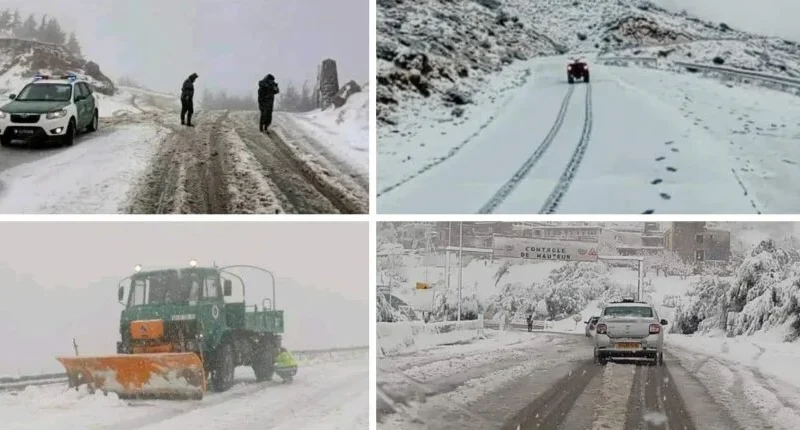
[
  {"left": 673, "top": 239, "right": 800, "bottom": 341},
  {"left": 487, "top": 261, "right": 613, "bottom": 322},
  {"left": 672, "top": 276, "right": 731, "bottom": 334}
]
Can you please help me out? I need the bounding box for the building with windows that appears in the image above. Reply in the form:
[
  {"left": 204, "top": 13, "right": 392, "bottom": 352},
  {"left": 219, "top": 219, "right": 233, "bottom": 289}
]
[{"left": 664, "top": 222, "right": 731, "bottom": 262}]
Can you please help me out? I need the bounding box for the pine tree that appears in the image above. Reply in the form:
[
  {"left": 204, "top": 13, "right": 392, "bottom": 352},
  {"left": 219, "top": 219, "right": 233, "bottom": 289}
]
[
  {"left": 43, "top": 18, "right": 66, "bottom": 45},
  {"left": 20, "top": 14, "right": 37, "bottom": 40},
  {"left": 66, "top": 32, "right": 82, "bottom": 56},
  {"left": 37, "top": 14, "right": 47, "bottom": 42},
  {"left": 10, "top": 10, "right": 21, "bottom": 36},
  {"left": 0, "top": 10, "right": 12, "bottom": 31}
]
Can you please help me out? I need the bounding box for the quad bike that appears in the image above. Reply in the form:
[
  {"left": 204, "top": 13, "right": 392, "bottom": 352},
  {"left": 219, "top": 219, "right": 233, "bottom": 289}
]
[{"left": 567, "top": 60, "right": 590, "bottom": 84}]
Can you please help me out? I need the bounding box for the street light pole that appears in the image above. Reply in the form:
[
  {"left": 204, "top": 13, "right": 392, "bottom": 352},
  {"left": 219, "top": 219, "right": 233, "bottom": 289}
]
[
  {"left": 446, "top": 222, "right": 452, "bottom": 320},
  {"left": 458, "top": 222, "right": 463, "bottom": 322}
]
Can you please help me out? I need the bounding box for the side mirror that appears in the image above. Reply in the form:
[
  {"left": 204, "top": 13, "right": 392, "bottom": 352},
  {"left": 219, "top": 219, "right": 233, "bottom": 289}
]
[
  {"left": 223, "top": 280, "right": 232, "bottom": 296},
  {"left": 660, "top": 319, "right": 668, "bottom": 326},
  {"left": 9, "top": 94, "right": 15, "bottom": 100},
  {"left": 118, "top": 286, "right": 124, "bottom": 302}
]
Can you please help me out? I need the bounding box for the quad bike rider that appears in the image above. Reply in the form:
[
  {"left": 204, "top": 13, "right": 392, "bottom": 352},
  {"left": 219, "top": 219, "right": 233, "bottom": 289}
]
[
  {"left": 567, "top": 59, "right": 590, "bottom": 84},
  {"left": 274, "top": 347, "right": 297, "bottom": 383}
]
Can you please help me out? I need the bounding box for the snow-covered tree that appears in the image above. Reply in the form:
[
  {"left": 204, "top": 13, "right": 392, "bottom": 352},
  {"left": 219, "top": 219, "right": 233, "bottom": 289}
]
[{"left": 66, "top": 32, "right": 82, "bottom": 57}]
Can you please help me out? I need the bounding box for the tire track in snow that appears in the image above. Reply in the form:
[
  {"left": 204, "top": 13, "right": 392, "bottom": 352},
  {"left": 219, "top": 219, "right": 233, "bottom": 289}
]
[
  {"left": 499, "top": 360, "right": 601, "bottom": 430},
  {"left": 539, "top": 83, "right": 594, "bottom": 214},
  {"left": 477, "top": 85, "right": 576, "bottom": 214}
]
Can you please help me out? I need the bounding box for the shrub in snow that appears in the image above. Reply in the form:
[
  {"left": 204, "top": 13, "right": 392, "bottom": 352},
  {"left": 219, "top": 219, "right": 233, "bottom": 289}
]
[
  {"left": 488, "top": 262, "right": 613, "bottom": 322},
  {"left": 712, "top": 56, "right": 725, "bottom": 65},
  {"left": 673, "top": 239, "right": 800, "bottom": 340},
  {"left": 672, "top": 276, "right": 731, "bottom": 334}
]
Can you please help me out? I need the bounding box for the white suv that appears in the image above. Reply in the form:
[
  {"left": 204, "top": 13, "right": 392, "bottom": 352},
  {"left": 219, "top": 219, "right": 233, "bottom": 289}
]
[
  {"left": 0, "top": 73, "right": 99, "bottom": 146},
  {"left": 593, "top": 299, "right": 667, "bottom": 366}
]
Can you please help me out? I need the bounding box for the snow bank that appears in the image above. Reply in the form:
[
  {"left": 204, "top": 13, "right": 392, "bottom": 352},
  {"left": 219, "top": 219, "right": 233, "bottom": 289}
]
[
  {"left": 377, "top": 317, "right": 486, "bottom": 356},
  {"left": 293, "top": 347, "right": 368, "bottom": 366},
  {"left": 284, "top": 83, "right": 369, "bottom": 174}
]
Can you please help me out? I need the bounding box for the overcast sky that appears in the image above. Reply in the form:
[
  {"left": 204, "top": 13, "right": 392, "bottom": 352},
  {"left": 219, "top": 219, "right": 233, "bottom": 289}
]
[
  {"left": 654, "top": 0, "right": 800, "bottom": 41},
  {"left": 3, "top": 0, "right": 368, "bottom": 95},
  {"left": 0, "top": 221, "right": 368, "bottom": 375}
]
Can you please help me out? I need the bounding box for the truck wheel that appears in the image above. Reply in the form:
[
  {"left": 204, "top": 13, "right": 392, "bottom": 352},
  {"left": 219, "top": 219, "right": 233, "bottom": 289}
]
[
  {"left": 568, "top": 76, "right": 575, "bottom": 84},
  {"left": 211, "top": 342, "right": 235, "bottom": 392},
  {"left": 0, "top": 136, "right": 9, "bottom": 147},
  {"left": 252, "top": 343, "right": 275, "bottom": 382},
  {"left": 584, "top": 73, "right": 590, "bottom": 83}
]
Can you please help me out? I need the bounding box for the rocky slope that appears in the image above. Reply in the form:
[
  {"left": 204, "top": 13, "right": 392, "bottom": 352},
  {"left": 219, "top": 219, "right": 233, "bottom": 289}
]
[{"left": 0, "top": 38, "right": 115, "bottom": 95}]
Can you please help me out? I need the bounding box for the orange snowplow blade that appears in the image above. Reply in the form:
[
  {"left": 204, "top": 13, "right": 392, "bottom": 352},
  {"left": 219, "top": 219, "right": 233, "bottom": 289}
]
[{"left": 56, "top": 353, "right": 206, "bottom": 399}]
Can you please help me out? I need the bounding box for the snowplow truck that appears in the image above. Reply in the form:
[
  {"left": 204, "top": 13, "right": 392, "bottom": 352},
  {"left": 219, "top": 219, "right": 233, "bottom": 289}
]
[
  {"left": 567, "top": 60, "right": 590, "bottom": 84},
  {"left": 56, "top": 264, "right": 284, "bottom": 400}
]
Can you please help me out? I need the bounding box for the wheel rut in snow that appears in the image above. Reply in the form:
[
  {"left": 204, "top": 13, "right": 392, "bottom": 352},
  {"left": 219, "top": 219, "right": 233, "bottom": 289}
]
[
  {"left": 500, "top": 360, "right": 601, "bottom": 430},
  {"left": 625, "top": 363, "right": 695, "bottom": 430},
  {"left": 228, "top": 113, "right": 364, "bottom": 214},
  {"left": 477, "top": 84, "right": 576, "bottom": 214},
  {"left": 125, "top": 111, "right": 232, "bottom": 214},
  {"left": 539, "top": 83, "right": 594, "bottom": 214}
]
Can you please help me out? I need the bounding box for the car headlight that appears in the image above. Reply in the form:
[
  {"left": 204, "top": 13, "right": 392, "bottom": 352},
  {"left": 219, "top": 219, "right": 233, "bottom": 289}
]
[
  {"left": 46, "top": 109, "right": 67, "bottom": 120},
  {"left": 0, "top": 111, "right": 6, "bottom": 119}
]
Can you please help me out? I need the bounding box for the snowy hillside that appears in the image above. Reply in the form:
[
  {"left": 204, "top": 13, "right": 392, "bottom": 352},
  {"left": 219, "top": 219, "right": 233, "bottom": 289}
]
[{"left": 0, "top": 38, "right": 115, "bottom": 95}]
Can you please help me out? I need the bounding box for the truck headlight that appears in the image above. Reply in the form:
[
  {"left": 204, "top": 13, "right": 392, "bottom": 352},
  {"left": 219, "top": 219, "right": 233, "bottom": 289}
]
[{"left": 46, "top": 109, "right": 67, "bottom": 120}]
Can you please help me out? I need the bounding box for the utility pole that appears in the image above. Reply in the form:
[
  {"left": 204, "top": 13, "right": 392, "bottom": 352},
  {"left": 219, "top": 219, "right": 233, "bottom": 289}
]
[
  {"left": 458, "top": 222, "right": 463, "bottom": 322},
  {"left": 446, "top": 222, "right": 452, "bottom": 320}
]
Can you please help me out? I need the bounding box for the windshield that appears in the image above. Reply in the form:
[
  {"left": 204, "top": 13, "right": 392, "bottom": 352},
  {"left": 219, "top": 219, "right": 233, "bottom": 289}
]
[
  {"left": 603, "top": 306, "right": 653, "bottom": 318},
  {"left": 16, "top": 83, "right": 72, "bottom": 102},
  {"left": 127, "top": 270, "right": 220, "bottom": 306}
]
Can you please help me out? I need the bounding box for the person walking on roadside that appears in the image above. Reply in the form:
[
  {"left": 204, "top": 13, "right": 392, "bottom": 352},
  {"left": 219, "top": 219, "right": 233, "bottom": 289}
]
[
  {"left": 180, "top": 73, "right": 199, "bottom": 127},
  {"left": 258, "top": 74, "right": 279, "bottom": 133},
  {"left": 527, "top": 314, "right": 533, "bottom": 332}
]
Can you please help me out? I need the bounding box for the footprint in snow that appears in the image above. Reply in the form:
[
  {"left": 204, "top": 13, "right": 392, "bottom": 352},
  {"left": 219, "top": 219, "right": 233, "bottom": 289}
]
[
  {"left": 655, "top": 156, "right": 666, "bottom": 161},
  {"left": 671, "top": 148, "right": 679, "bottom": 153},
  {"left": 664, "top": 141, "right": 674, "bottom": 145},
  {"left": 666, "top": 166, "right": 677, "bottom": 172},
  {"left": 651, "top": 179, "right": 663, "bottom": 185},
  {"left": 642, "top": 209, "right": 655, "bottom": 214},
  {"left": 660, "top": 193, "right": 671, "bottom": 200}
]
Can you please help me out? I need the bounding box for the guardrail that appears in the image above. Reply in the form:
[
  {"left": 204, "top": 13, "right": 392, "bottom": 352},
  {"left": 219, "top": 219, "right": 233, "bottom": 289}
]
[
  {"left": 0, "top": 345, "right": 367, "bottom": 390},
  {"left": 672, "top": 61, "right": 800, "bottom": 88},
  {"left": 484, "top": 320, "right": 554, "bottom": 331},
  {"left": 597, "top": 56, "right": 658, "bottom": 66}
]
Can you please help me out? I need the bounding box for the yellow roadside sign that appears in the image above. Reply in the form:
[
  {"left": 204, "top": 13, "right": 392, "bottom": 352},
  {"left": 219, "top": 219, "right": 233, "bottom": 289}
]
[{"left": 415, "top": 282, "right": 429, "bottom": 290}]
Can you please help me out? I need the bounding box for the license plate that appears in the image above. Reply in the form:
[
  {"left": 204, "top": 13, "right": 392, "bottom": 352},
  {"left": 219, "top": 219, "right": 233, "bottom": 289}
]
[
  {"left": 14, "top": 129, "right": 34, "bottom": 135},
  {"left": 616, "top": 342, "right": 641, "bottom": 350}
]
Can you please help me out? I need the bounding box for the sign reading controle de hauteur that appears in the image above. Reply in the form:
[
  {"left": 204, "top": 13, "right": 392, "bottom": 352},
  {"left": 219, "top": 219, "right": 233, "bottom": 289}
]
[{"left": 492, "top": 235, "right": 599, "bottom": 262}]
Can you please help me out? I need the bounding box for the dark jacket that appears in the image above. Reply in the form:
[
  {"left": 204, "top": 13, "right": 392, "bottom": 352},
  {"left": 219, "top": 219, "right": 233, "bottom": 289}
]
[
  {"left": 258, "top": 77, "right": 279, "bottom": 109},
  {"left": 181, "top": 73, "right": 198, "bottom": 102}
]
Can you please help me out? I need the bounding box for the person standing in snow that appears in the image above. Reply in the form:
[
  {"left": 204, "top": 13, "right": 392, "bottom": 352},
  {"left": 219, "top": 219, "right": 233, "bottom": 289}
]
[
  {"left": 526, "top": 314, "right": 533, "bottom": 332},
  {"left": 257, "top": 74, "right": 279, "bottom": 133},
  {"left": 180, "top": 73, "right": 199, "bottom": 127}
]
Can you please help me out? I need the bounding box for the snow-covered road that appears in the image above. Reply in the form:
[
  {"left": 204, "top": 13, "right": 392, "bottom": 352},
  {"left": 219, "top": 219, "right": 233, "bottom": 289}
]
[
  {"left": 378, "top": 329, "right": 800, "bottom": 429},
  {"left": 0, "top": 91, "right": 368, "bottom": 214},
  {"left": 378, "top": 57, "right": 800, "bottom": 214},
  {"left": 0, "top": 357, "right": 367, "bottom": 430}
]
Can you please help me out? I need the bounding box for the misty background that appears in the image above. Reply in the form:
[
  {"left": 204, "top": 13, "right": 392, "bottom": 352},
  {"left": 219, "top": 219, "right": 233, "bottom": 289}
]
[
  {"left": 0, "top": 0, "right": 368, "bottom": 98},
  {"left": 655, "top": 0, "right": 800, "bottom": 41},
  {"left": 0, "top": 222, "right": 368, "bottom": 376}
]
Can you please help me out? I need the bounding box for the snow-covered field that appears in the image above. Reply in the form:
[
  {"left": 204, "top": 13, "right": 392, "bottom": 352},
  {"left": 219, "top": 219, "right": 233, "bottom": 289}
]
[
  {"left": 1, "top": 356, "right": 367, "bottom": 430},
  {"left": 377, "top": 0, "right": 800, "bottom": 214}
]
